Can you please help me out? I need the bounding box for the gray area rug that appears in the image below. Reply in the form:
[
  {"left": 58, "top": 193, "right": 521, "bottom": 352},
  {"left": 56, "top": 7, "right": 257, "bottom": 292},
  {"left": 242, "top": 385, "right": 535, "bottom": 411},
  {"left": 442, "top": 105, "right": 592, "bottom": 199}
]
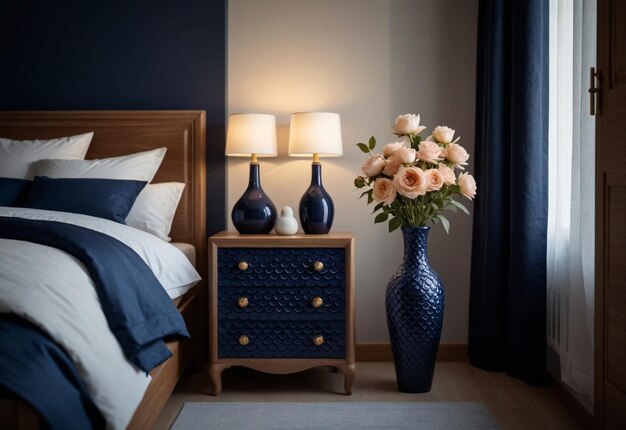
[{"left": 171, "top": 402, "right": 499, "bottom": 429}]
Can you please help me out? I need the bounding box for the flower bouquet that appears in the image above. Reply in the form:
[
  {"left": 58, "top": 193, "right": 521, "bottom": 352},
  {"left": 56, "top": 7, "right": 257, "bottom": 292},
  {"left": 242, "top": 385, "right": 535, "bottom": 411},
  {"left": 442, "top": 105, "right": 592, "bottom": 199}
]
[{"left": 354, "top": 113, "right": 476, "bottom": 233}]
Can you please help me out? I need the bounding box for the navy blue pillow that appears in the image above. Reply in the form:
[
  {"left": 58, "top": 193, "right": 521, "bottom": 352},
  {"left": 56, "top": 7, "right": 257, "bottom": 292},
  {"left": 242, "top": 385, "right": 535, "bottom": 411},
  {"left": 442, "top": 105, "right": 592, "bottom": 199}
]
[
  {"left": 0, "top": 178, "right": 32, "bottom": 207},
  {"left": 23, "top": 177, "right": 147, "bottom": 223}
]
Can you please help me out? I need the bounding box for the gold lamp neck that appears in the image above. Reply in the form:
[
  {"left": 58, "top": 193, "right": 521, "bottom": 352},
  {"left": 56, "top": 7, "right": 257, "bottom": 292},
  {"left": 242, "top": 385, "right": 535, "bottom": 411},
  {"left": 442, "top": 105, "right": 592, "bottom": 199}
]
[
  {"left": 312, "top": 153, "right": 320, "bottom": 163},
  {"left": 250, "top": 153, "right": 258, "bottom": 163}
]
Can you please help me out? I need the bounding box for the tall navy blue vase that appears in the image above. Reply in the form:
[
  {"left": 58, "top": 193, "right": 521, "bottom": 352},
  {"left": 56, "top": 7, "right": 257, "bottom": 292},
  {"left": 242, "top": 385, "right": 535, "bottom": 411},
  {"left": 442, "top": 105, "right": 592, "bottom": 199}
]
[
  {"left": 299, "top": 162, "right": 334, "bottom": 234},
  {"left": 231, "top": 163, "right": 277, "bottom": 234},
  {"left": 385, "top": 226, "right": 444, "bottom": 393}
]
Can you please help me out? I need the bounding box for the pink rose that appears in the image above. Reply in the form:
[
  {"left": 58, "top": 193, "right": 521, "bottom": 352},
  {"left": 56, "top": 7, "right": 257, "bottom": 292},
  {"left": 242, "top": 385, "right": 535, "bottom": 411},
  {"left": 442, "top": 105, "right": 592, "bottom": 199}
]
[
  {"left": 383, "top": 155, "right": 402, "bottom": 176},
  {"left": 395, "top": 147, "right": 417, "bottom": 164},
  {"left": 442, "top": 143, "right": 469, "bottom": 169},
  {"left": 433, "top": 126, "right": 458, "bottom": 144},
  {"left": 392, "top": 166, "right": 429, "bottom": 198},
  {"left": 392, "top": 114, "right": 426, "bottom": 136},
  {"left": 438, "top": 165, "right": 456, "bottom": 185},
  {"left": 458, "top": 172, "right": 477, "bottom": 199},
  {"left": 416, "top": 141, "right": 443, "bottom": 164},
  {"left": 383, "top": 141, "right": 405, "bottom": 157},
  {"left": 372, "top": 178, "right": 397, "bottom": 205},
  {"left": 361, "top": 154, "right": 386, "bottom": 177},
  {"left": 425, "top": 169, "right": 444, "bottom": 191}
]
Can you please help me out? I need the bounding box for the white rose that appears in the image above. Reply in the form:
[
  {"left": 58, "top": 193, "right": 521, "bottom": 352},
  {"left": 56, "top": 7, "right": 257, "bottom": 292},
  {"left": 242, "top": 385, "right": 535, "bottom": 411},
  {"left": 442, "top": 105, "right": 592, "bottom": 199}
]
[
  {"left": 361, "top": 154, "right": 386, "bottom": 177},
  {"left": 392, "top": 114, "right": 427, "bottom": 136},
  {"left": 458, "top": 172, "right": 477, "bottom": 199},
  {"left": 438, "top": 165, "right": 456, "bottom": 185},
  {"left": 416, "top": 141, "right": 443, "bottom": 164},
  {"left": 395, "top": 147, "right": 417, "bottom": 164},
  {"left": 442, "top": 143, "right": 469, "bottom": 169},
  {"left": 383, "top": 141, "right": 405, "bottom": 157},
  {"left": 433, "top": 126, "right": 458, "bottom": 144}
]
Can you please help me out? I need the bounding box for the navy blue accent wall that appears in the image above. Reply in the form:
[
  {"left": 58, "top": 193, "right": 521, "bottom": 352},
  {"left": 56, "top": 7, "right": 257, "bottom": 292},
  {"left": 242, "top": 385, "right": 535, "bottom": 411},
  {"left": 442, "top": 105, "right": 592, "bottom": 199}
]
[{"left": 0, "top": 0, "right": 226, "bottom": 235}]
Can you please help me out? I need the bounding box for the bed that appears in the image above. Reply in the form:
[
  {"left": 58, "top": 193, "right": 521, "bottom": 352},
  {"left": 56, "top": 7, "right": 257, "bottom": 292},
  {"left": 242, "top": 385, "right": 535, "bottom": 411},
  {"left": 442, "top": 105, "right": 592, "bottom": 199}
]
[{"left": 0, "top": 110, "right": 208, "bottom": 429}]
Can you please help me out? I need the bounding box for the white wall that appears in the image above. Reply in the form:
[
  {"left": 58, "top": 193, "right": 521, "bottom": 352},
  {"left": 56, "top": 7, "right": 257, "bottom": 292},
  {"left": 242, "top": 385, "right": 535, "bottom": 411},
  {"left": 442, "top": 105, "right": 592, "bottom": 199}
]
[{"left": 227, "top": 0, "right": 478, "bottom": 343}]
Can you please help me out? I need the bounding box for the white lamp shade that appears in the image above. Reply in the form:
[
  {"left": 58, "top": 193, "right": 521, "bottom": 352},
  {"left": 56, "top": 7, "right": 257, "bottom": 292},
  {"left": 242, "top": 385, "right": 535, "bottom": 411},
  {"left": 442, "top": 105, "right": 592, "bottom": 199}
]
[
  {"left": 225, "top": 113, "right": 277, "bottom": 157},
  {"left": 288, "top": 112, "right": 343, "bottom": 157}
]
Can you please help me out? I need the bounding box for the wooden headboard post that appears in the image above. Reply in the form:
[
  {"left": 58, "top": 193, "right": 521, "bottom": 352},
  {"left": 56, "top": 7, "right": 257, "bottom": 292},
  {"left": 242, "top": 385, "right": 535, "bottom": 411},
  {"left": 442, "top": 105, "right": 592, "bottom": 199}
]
[{"left": 0, "top": 110, "right": 208, "bottom": 280}]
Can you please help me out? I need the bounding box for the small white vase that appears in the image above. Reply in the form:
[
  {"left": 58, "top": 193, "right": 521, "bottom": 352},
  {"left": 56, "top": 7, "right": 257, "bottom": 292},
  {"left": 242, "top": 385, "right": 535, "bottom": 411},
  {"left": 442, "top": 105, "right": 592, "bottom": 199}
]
[{"left": 274, "top": 206, "right": 299, "bottom": 235}]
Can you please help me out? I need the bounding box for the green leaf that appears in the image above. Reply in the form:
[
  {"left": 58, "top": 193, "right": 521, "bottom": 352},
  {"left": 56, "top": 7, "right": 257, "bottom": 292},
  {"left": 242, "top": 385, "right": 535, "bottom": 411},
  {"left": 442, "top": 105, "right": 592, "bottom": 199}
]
[
  {"left": 372, "top": 202, "right": 384, "bottom": 213},
  {"left": 354, "top": 176, "right": 366, "bottom": 188},
  {"left": 374, "top": 212, "right": 389, "bottom": 224},
  {"left": 367, "top": 190, "right": 374, "bottom": 204},
  {"left": 359, "top": 190, "right": 370, "bottom": 199},
  {"left": 389, "top": 217, "right": 402, "bottom": 232},
  {"left": 437, "top": 215, "right": 450, "bottom": 234},
  {"left": 451, "top": 199, "right": 470, "bottom": 215},
  {"left": 368, "top": 136, "right": 376, "bottom": 150},
  {"left": 356, "top": 143, "right": 370, "bottom": 153}
]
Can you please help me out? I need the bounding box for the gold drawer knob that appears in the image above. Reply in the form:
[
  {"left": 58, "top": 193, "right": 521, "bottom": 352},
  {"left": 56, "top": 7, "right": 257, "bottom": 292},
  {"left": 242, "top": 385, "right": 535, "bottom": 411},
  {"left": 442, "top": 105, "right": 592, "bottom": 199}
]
[
  {"left": 238, "top": 261, "right": 249, "bottom": 271},
  {"left": 313, "top": 335, "right": 325, "bottom": 346},
  {"left": 237, "top": 297, "right": 249, "bottom": 308},
  {"left": 239, "top": 335, "right": 250, "bottom": 346},
  {"left": 313, "top": 261, "right": 324, "bottom": 272},
  {"left": 311, "top": 296, "right": 324, "bottom": 308}
]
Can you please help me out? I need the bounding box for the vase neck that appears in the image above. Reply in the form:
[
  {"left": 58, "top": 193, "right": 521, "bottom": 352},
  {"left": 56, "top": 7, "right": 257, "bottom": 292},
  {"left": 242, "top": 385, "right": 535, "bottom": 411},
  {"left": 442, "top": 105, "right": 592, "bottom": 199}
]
[
  {"left": 248, "top": 163, "right": 261, "bottom": 188},
  {"left": 402, "top": 227, "right": 431, "bottom": 268},
  {"left": 310, "top": 162, "right": 322, "bottom": 186}
]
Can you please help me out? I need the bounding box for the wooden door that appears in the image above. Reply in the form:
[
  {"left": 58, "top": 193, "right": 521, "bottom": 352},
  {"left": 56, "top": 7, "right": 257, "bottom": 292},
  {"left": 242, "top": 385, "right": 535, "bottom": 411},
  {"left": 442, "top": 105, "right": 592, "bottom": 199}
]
[{"left": 596, "top": 1, "right": 626, "bottom": 428}]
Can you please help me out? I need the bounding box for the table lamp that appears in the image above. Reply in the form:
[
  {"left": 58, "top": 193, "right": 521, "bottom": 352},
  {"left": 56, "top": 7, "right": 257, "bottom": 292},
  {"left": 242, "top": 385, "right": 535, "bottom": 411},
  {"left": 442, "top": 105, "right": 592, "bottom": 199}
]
[
  {"left": 226, "top": 113, "right": 277, "bottom": 234},
  {"left": 288, "top": 112, "right": 343, "bottom": 234}
]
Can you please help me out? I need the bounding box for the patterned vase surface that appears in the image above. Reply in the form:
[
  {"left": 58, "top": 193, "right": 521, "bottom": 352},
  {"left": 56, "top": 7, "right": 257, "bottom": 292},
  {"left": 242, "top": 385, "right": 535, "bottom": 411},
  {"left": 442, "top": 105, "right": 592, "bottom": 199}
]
[{"left": 385, "top": 226, "right": 444, "bottom": 393}]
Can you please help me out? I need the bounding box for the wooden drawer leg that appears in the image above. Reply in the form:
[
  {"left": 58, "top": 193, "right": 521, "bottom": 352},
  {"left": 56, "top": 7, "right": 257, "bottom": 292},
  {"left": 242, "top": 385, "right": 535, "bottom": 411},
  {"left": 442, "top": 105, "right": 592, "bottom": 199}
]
[
  {"left": 339, "top": 363, "right": 356, "bottom": 395},
  {"left": 208, "top": 364, "right": 225, "bottom": 396}
]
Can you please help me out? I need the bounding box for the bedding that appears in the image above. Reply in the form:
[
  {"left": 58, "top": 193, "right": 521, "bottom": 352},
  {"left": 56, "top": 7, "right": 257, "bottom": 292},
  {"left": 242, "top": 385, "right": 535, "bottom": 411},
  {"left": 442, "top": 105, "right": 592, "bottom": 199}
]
[
  {"left": 0, "top": 177, "right": 31, "bottom": 206},
  {"left": 23, "top": 177, "right": 146, "bottom": 223},
  {"left": 126, "top": 182, "right": 185, "bottom": 240},
  {"left": 0, "top": 315, "right": 104, "bottom": 429},
  {"left": 32, "top": 147, "right": 167, "bottom": 182},
  {"left": 0, "top": 207, "right": 201, "bottom": 429},
  {"left": 0, "top": 132, "right": 93, "bottom": 179}
]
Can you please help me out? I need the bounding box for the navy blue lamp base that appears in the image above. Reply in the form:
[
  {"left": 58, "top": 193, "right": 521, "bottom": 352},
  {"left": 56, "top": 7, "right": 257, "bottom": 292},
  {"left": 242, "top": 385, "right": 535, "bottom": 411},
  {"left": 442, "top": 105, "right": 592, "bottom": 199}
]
[
  {"left": 232, "top": 163, "right": 277, "bottom": 234},
  {"left": 299, "top": 162, "right": 334, "bottom": 234}
]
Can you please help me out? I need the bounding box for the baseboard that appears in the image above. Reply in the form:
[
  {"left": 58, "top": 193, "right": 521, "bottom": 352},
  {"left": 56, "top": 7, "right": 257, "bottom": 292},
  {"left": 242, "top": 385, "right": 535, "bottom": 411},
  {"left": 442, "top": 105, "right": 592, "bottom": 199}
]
[
  {"left": 548, "top": 375, "right": 594, "bottom": 430},
  {"left": 356, "top": 342, "right": 468, "bottom": 362}
]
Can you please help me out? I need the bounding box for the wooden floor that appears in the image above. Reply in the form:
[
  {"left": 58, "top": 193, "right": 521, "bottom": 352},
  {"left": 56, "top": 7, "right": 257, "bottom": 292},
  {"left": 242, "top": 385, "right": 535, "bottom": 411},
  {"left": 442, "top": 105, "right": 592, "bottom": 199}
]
[{"left": 154, "top": 362, "right": 581, "bottom": 430}]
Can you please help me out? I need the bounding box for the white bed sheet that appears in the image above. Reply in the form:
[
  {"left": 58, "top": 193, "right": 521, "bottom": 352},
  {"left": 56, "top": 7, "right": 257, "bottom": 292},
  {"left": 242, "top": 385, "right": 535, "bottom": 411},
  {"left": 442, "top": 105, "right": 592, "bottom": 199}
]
[{"left": 0, "top": 207, "right": 201, "bottom": 429}]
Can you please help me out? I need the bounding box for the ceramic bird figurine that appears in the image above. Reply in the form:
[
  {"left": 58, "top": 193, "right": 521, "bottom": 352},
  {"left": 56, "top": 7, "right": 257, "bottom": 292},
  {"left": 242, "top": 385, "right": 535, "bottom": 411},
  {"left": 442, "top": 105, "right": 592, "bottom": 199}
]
[{"left": 274, "top": 206, "right": 298, "bottom": 235}]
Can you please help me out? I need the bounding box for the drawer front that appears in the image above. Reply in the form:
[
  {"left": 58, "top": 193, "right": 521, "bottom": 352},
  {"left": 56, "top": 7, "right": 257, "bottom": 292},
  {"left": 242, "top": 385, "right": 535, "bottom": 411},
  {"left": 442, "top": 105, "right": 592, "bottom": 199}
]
[
  {"left": 218, "top": 286, "right": 345, "bottom": 321},
  {"left": 218, "top": 320, "right": 345, "bottom": 358},
  {"left": 218, "top": 248, "right": 345, "bottom": 288}
]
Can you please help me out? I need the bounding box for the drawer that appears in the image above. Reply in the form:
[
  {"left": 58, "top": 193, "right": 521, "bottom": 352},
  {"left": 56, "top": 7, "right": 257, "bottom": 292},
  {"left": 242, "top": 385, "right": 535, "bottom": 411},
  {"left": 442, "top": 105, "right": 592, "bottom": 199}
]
[
  {"left": 218, "top": 286, "right": 345, "bottom": 321},
  {"left": 217, "top": 248, "right": 345, "bottom": 288},
  {"left": 218, "top": 320, "right": 345, "bottom": 358}
]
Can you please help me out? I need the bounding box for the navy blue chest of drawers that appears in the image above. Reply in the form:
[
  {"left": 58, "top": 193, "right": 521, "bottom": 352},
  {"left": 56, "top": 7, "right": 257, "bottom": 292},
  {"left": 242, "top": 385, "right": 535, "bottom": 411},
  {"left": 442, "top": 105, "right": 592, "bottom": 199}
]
[{"left": 208, "top": 232, "right": 355, "bottom": 395}]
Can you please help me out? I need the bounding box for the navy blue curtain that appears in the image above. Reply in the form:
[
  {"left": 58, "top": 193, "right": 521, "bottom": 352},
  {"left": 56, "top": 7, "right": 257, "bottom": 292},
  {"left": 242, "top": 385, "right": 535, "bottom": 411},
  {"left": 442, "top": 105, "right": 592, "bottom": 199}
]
[{"left": 468, "top": 0, "right": 549, "bottom": 385}]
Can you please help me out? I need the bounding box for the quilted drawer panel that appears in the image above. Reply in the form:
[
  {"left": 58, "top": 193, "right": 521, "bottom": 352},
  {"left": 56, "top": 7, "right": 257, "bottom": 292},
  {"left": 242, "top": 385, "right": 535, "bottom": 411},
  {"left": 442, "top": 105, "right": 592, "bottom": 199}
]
[
  {"left": 218, "top": 320, "right": 345, "bottom": 358},
  {"left": 218, "top": 286, "right": 345, "bottom": 321},
  {"left": 218, "top": 248, "right": 345, "bottom": 287}
]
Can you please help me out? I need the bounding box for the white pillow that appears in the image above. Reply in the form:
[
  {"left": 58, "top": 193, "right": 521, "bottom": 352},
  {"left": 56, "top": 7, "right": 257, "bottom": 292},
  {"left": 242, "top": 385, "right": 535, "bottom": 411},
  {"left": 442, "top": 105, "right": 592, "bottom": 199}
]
[
  {"left": 0, "top": 132, "right": 93, "bottom": 179},
  {"left": 126, "top": 182, "right": 185, "bottom": 241},
  {"left": 32, "top": 147, "right": 167, "bottom": 182}
]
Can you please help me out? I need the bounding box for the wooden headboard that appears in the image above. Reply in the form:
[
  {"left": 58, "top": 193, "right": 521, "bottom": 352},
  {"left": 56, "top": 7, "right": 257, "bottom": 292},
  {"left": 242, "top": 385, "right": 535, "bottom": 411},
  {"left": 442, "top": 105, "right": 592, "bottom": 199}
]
[{"left": 0, "top": 110, "right": 207, "bottom": 279}]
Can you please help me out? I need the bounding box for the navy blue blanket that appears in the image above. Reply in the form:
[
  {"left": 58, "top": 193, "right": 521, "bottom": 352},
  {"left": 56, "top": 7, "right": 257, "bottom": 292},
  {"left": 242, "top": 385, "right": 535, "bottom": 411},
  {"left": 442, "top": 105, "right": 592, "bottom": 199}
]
[
  {"left": 0, "top": 315, "right": 104, "bottom": 430},
  {"left": 0, "top": 216, "right": 189, "bottom": 372}
]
